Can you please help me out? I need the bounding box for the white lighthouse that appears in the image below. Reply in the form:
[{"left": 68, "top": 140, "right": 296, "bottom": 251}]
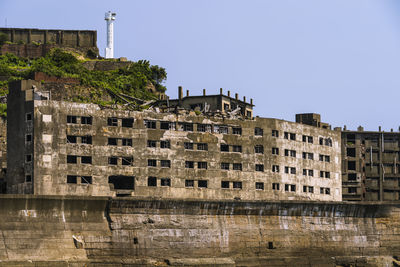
[{"left": 104, "top": 11, "right": 116, "bottom": 59}]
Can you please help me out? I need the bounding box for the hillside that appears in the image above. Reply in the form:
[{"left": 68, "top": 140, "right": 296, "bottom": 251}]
[{"left": 0, "top": 48, "right": 167, "bottom": 117}]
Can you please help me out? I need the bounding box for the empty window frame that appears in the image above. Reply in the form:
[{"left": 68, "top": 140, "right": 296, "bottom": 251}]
[
  {"left": 221, "top": 162, "right": 230, "bottom": 170},
  {"left": 67, "top": 155, "right": 77, "bottom": 164},
  {"left": 184, "top": 142, "right": 194, "bottom": 150},
  {"left": 67, "top": 115, "right": 77, "bottom": 124},
  {"left": 302, "top": 152, "right": 314, "bottom": 160},
  {"left": 232, "top": 145, "right": 242, "bottom": 153},
  {"left": 108, "top": 138, "right": 118, "bottom": 146},
  {"left": 160, "top": 121, "right": 175, "bottom": 130},
  {"left": 220, "top": 144, "right": 229, "bottom": 152},
  {"left": 122, "top": 157, "right": 133, "bottom": 166},
  {"left": 26, "top": 134, "right": 32, "bottom": 143},
  {"left": 81, "top": 176, "right": 92, "bottom": 184},
  {"left": 26, "top": 113, "right": 32, "bottom": 121},
  {"left": 197, "top": 124, "right": 212, "bottom": 132},
  {"left": 284, "top": 132, "right": 296, "bottom": 140},
  {"left": 256, "top": 182, "right": 264, "bottom": 190},
  {"left": 272, "top": 147, "right": 279, "bottom": 155},
  {"left": 122, "top": 138, "right": 132, "bottom": 146},
  {"left": 197, "top": 143, "right": 208, "bottom": 151},
  {"left": 233, "top": 181, "right": 242, "bottom": 189},
  {"left": 81, "top": 135, "right": 92, "bottom": 144},
  {"left": 303, "top": 186, "right": 314, "bottom": 193},
  {"left": 107, "top": 117, "right": 118, "bottom": 126},
  {"left": 255, "top": 164, "right": 264, "bottom": 172},
  {"left": 198, "top": 162, "right": 207, "bottom": 169},
  {"left": 285, "top": 166, "right": 296, "bottom": 174},
  {"left": 185, "top": 161, "right": 194, "bottom": 168},
  {"left": 185, "top": 179, "right": 194, "bottom": 187},
  {"left": 221, "top": 181, "right": 230, "bottom": 189},
  {"left": 161, "top": 160, "right": 171, "bottom": 168},
  {"left": 232, "top": 127, "right": 242, "bottom": 135},
  {"left": 182, "top": 123, "right": 193, "bottom": 131},
  {"left": 348, "top": 173, "right": 357, "bottom": 181},
  {"left": 284, "top": 149, "right": 296, "bottom": 157},
  {"left": 302, "top": 135, "right": 313, "bottom": 143},
  {"left": 348, "top": 187, "right": 357, "bottom": 193},
  {"left": 67, "top": 175, "right": 77, "bottom": 184},
  {"left": 285, "top": 184, "right": 296, "bottom": 192},
  {"left": 81, "top": 116, "right": 92, "bottom": 125},
  {"left": 145, "top": 120, "right": 157, "bottom": 129},
  {"left": 148, "top": 159, "right": 157, "bottom": 167},
  {"left": 218, "top": 125, "right": 229, "bottom": 134},
  {"left": 272, "top": 165, "right": 280, "bottom": 173},
  {"left": 108, "top": 156, "right": 118, "bottom": 165},
  {"left": 320, "top": 171, "right": 331, "bottom": 178},
  {"left": 272, "top": 130, "right": 279, "bottom": 137},
  {"left": 25, "top": 175, "right": 32, "bottom": 182},
  {"left": 255, "top": 127, "right": 263, "bottom": 136},
  {"left": 233, "top": 163, "right": 242, "bottom": 171},
  {"left": 272, "top": 183, "right": 280, "bottom": 190},
  {"left": 160, "top": 140, "right": 171, "bottom": 149},
  {"left": 348, "top": 161, "right": 356, "bottom": 170},
  {"left": 320, "top": 187, "right": 330, "bottom": 195},
  {"left": 108, "top": 175, "right": 135, "bottom": 190},
  {"left": 147, "top": 140, "right": 157, "bottom": 148},
  {"left": 81, "top": 156, "right": 92, "bottom": 164},
  {"left": 148, "top": 176, "right": 157, "bottom": 187},
  {"left": 303, "top": 169, "right": 313, "bottom": 176},
  {"left": 198, "top": 180, "right": 208, "bottom": 188},
  {"left": 160, "top": 178, "right": 171, "bottom": 187},
  {"left": 255, "top": 145, "right": 264, "bottom": 154},
  {"left": 121, "top": 118, "right": 134, "bottom": 128}
]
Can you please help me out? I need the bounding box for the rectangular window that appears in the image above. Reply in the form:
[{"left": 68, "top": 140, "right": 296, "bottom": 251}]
[
  {"left": 285, "top": 149, "right": 289, "bottom": 156},
  {"left": 197, "top": 143, "right": 208, "bottom": 151},
  {"left": 122, "top": 157, "right": 133, "bottom": 166},
  {"left": 122, "top": 138, "right": 132, "bottom": 146},
  {"left": 233, "top": 163, "right": 242, "bottom": 171},
  {"left": 285, "top": 184, "right": 289, "bottom": 191},
  {"left": 272, "top": 147, "right": 279, "bottom": 155},
  {"left": 197, "top": 124, "right": 212, "bottom": 132},
  {"left": 255, "top": 164, "right": 264, "bottom": 172},
  {"left": 309, "top": 186, "right": 314, "bottom": 193},
  {"left": 325, "top": 172, "right": 330, "bottom": 178},
  {"left": 67, "top": 155, "right": 77, "bottom": 164},
  {"left": 302, "top": 135, "right": 307, "bottom": 142},
  {"left": 26, "top": 134, "right": 32, "bottom": 142},
  {"left": 309, "top": 170, "right": 314, "bottom": 177},
  {"left": 160, "top": 121, "right": 172, "bottom": 130},
  {"left": 198, "top": 180, "right": 208, "bottom": 188},
  {"left": 319, "top": 137, "right": 324, "bottom": 145},
  {"left": 290, "top": 150, "right": 296, "bottom": 157},
  {"left": 232, "top": 127, "right": 242, "bottom": 135},
  {"left": 185, "top": 179, "right": 194, "bottom": 187},
  {"left": 221, "top": 181, "right": 230, "bottom": 188},
  {"left": 25, "top": 175, "right": 32, "bottom": 182},
  {"left": 290, "top": 133, "right": 296, "bottom": 140},
  {"left": 26, "top": 113, "right": 32, "bottom": 121},
  {"left": 185, "top": 161, "right": 194, "bottom": 168},
  {"left": 320, "top": 171, "right": 324, "bottom": 178},
  {"left": 285, "top": 166, "right": 289, "bottom": 174},
  {"left": 81, "top": 136, "right": 92, "bottom": 144},
  {"left": 67, "top": 115, "right": 77, "bottom": 124},
  {"left": 303, "top": 185, "right": 307, "bottom": 193},
  {"left": 160, "top": 140, "right": 171, "bottom": 149},
  {"left": 272, "top": 183, "right": 280, "bottom": 190},
  {"left": 272, "top": 165, "right": 279, "bottom": 173},
  {"left": 183, "top": 123, "right": 193, "bottom": 131},
  {"left": 220, "top": 144, "right": 229, "bottom": 152},
  {"left": 198, "top": 162, "right": 207, "bottom": 169},
  {"left": 107, "top": 117, "right": 118, "bottom": 126},
  {"left": 67, "top": 175, "right": 77, "bottom": 184},
  {"left": 81, "top": 176, "right": 92, "bottom": 184},
  {"left": 255, "top": 127, "right": 263, "bottom": 136},
  {"left": 121, "top": 118, "right": 134, "bottom": 128},
  {"left": 348, "top": 187, "right": 357, "bottom": 193},
  {"left": 221, "top": 162, "right": 230, "bottom": 170},
  {"left": 232, "top": 145, "right": 242, "bottom": 153},
  {"left": 148, "top": 159, "right": 157, "bottom": 167},
  {"left": 308, "top": 136, "right": 313, "bottom": 143},
  {"left": 108, "top": 157, "right": 118, "bottom": 165},
  {"left": 291, "top": 184, "right": 296, "bottom": 192},
  {"left": 284, "top": 132, "right": 289, "bottom": 139},
  {"left": 184, "top": 142, "right": 194, "bottom": 150},
  {"left": 303, "top": 169, "right": 307, "bottom": 176},
  {"left": 81, "top": 156, "right": 92, "bottom": 164},
  {"left": 256, "top": 182, "right": 264, "bottom": 190},
  {"left": 290, "top": 167, "right": 296, "bottom": 174},
  {"left": 218, "top": 125, "right": 229, "bottom": 134},
  {"left": 148, "top": 176, "right": 157, "bottom": 187},
  {"left": 272, "top": 130, "right": 279, "bottom": 137},
  {"left": 325, "top": 155, "right": 330, "bottom": 162},
  {"left": 81, "top": 116, "right": 92, "bottom": 125},
  {"left": 108, "top": 138, "right": 118, "bottom": 146},
  {"left": 145, "top": 120, "right": 157, "bottom": 129},
  {"left": 308, "top": 153, "right": 314, "bottom": 160},
  {"left": 161, "top": 160, "right": 171, "bottom": 168},
  {"left": 147, "top": 140, "right": 157, "bottom": 148},
  {"left": 302, "top": 152, "right": 307, "bottom": 159},
  {"left": 255, "top": 145, "right": 264, "bottom": 154},
  {"left": 160, "top": 178, "right": 171, "bottom": 187},
  {"left": 233, "top": 181, "right": 242, "bottom": 189}
]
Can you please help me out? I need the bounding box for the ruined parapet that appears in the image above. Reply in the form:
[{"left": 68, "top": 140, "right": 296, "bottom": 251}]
[{"left": 296, "top": 113, "right": 331, "bottom": 129}]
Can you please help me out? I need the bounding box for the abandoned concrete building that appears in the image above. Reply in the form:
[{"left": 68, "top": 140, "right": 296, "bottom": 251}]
[
  {"left": 341, "top": 127, "right": 400, "bottom": 201},
  {"left": 6, "top": 79, "right": 342, "bottom": 201}
]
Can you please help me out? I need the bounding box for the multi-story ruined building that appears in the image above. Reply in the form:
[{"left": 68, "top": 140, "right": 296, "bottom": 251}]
[
  {"left": 341, "top": 128, "right": 400, "bottom": 201},
  {"left": 7, "top": 80, "right": 342, "bottom": 201}
]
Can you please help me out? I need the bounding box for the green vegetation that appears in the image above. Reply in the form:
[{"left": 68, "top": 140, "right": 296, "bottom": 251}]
[
  {"left": 0, "top": 48, "right": 168, "bottom": 116},
  {"left": 0, "top": 33, "right": 8, "bottom": 46}
]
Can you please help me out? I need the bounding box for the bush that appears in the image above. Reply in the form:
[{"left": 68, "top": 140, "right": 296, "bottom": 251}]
[{"left": 0, "top": 33, "right": 8, "bottom": 46}]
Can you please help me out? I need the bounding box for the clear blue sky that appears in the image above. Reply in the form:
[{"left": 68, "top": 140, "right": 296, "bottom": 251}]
[{"left": 2, "top": 0, "right": 400, "bottom": 131}]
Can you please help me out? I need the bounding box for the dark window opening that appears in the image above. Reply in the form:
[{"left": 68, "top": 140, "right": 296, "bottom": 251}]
[
  {"left": 233, "top": 163, "right": 242, "bottom": 171},
  {"left": 122, "top": 157, "right": 133, "bottom": 166},
  {"left": 67, "top": 115, "right": 77, "bottom": 124},
  {"left": 256, "top": 182, "right": 264, "bottom": 190},
  {"left": 121, "top": 118, "right": 134, "bottom": 128},
  {"left": 108, "top": 157, "right": 118, "bottom": 165},
  {"left": 67, "top": 175, "right": 77, "bottom": 184},
  {"left": 197, "top": 143, "right": 208, "bottom": 151},
  {"left": 81, "top": 136, "right": 92, "bottom": 144},
  {"left": 220, "top": 144, "right": 229, "bottom": 152},
  {"left": 148, "top": 176, "right": 157, "bottom": 186},
  {"left": 26, "top": 113, "right": 32, "bottom": 121},
  {"left": 255, "top": 127, "right": 263, "bottom": 136},
  {"left": 122, "top": 138, "right": 132, "bottom": 146},
  {"left": 185, "top": 161, "right": 194, "bottom": 168},
  {"left": 348, "top": 187, "right": 357, "bottom": 193},
  {"left": 198, "top": 162, "right": 207, "bottom": 169},
  {"left": 185, "top": 180, "right": 194, "bottom": 187},
  {"left": 255, "top": 145, "right": 264, "bottom": 154},
  {"left": 145, "top": 120, "right": 157, "bottom": 129},
  {"left": 272, "top": 183, "right": 280, "bottom": 190},
  {"left": 272, "top": 130, "right": 279, "bottom": 137},
  {"left": 147, "top": 140, "right": 157, "bottom": 148},
  {"left": 198, "top": 180, "right": 208, "bottom": 188},
  {"left": 26, "top": 134, "right": 32, "bottom": 142},
  {"left": 108, "top": 138, "right": 118, "bottom": 146},
  {"left": 272, "top": 165, "right": 279, "bottom": 173},
  {"left": 348, "top": 173, "right": 357, "bottom": 181},
  {"left": 272, "top": 147, "right": 279, "bottom": 155},
  {"left": 268, "top": 242, "right": 274, "bottom": 249},
  {"left": 160, "top": 121, "right": 170, "bottom": 130},
  {"left": 81, "top": 156, "right": 92, "bottom": 164},
  {"left": 81, "top": 116, "right": 92, "bottom": 125},
  {"left": 221, "top": 162, "right": 230, "bottom": 170},
  {"left": 107, "top": 117, "right": 118, "bottom": 126},
  {"left": 133, "top": 237, "right": 138, "bottom": 244},
  {"left": 347, "top": 148, "right": 356, "bottom": 157},
  {"left": 109, "top": 175, "right": 135, "bottom": 190},
  {"left": 81, "top": 176, "right": 92, "bottom": 184},
  {"left": 184, "top": 142, "right": 194, "bottom": 150},
  {"left": 218, "top": 126, "right": 229, "bottom": 134},
  {"left": 25, "top": 175, "right": 32, "bottom": 182},
  {"left": 233, "top": 181, "right": 242, "bottom": 189},
  {"left": 232, "top": 145, "right": 242, "bottom": 153},
  {"left": 221, "top": 181, "right": 230, "bottom": 188},
  {"left": 148, "top": 159, "right": 157, "bottom": 167},
  {"left": 160, "top": 178, "right": 171, "bottom": 187},
  {"left": 160, "top": 140, "right": 171, "bottom": 149},
  {"left": 183, "top": 123, "right": 193, "bottom": 131},
  {"left": 232, "top": 127, "right": 242, "bottom": 135},
  {"left": 67, "top": 155, "right": 77, "bottom": 164},
  {"left": 161, "top": 160, "right": 171, "bottom": 168},
  {"left": 255, "top": 164, "right": 264, "bottom": 172},
  {"left": 348, "top": 161, "right": 356, "bottom": 170}
]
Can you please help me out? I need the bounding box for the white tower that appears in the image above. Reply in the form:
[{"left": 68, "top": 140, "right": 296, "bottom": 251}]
[{"left": 104, "top": 11, "right": 116, "bottom": 59}]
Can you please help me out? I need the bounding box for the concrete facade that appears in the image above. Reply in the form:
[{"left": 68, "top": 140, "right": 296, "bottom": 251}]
[{"left": 7, "top": 80, "right": 341, "bottom": 201}]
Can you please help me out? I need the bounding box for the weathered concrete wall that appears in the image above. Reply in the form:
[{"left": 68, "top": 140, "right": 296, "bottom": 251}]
[{"left": 0, "top": 196, "right": 399, "bottom": 266}]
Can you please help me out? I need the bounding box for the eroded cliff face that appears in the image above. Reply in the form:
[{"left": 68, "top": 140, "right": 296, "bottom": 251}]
[{"left": 0, "top": 196, "right": 398, "bottom": 267}]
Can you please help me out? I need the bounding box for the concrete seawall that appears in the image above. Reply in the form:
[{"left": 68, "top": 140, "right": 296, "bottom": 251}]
[{"left": 0, "top": 195, "right": 399, "bottom": 266}]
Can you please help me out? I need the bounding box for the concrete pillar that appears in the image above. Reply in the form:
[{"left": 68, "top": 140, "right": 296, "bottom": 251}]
[
  {"left": 235, "top": 93, "right": 238, "bottom": 100},
  {"left": 220, "top": 88, "right": 223, "bottom": 95},
  {"left": 11, "top": 29, "right": 15, "bottom": 43},
  {"left": 250, "top": 98, "right": 253, "bottom": 105},
  {"left": 186, "top": 90, "right": 189, "bottom": 97},
  {"left": 243, "top": 96, "right": 246, "bottom": 102},
  {"left": 178, "top": 86, "right": 183, "bottom": 106},
  {"left": 203, "top": 89, "right": 206, "bottom": 96},
  {"left": 228, "top": 91, "right": 230, "bottom": 97}
]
